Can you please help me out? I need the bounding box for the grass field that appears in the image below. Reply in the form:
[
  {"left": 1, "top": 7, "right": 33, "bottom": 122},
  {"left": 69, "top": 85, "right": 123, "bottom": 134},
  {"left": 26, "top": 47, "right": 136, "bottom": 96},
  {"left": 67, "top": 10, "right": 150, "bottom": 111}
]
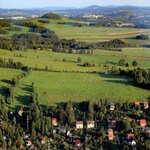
[
  {"left": 0, "top": 18, "right": 150, "bottom": 107},
  {"left": 0, "top": 48, "right": 150, "bottom": 107},
  {"left": 14, "top": 71, "right": 150, "bottom": 107},
  {"left": 2, "top": 18, "right": 150, "bottom": 45}
]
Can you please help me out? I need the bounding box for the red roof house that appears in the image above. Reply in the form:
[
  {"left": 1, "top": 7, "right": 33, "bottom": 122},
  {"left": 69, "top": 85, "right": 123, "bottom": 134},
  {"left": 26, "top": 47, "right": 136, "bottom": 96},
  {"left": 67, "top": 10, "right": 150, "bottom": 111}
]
[
  {"left": 108, "top": 129, "right": 114, "bottom": 140},
  {"left": 135, "top": 102, "right": 140, "bottom": 108},
  {"left": 140, "top": 119, "right": 147, "bottom": 127},
  {"left": 144, "top": 102, "right": 149, "bottom": 109},
  {"left": 52, "top": 118, "right": 58, "bottom": 126},
  {"left": 127, "top": 133, "right": 134, "bottom": 140}
]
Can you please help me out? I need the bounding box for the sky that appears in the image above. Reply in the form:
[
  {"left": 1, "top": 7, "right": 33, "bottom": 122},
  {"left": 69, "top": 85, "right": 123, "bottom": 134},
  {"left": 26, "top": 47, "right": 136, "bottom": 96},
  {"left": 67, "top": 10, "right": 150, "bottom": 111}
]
[{"left": 0, "top": 0, "right": 150, "bottom": 9}]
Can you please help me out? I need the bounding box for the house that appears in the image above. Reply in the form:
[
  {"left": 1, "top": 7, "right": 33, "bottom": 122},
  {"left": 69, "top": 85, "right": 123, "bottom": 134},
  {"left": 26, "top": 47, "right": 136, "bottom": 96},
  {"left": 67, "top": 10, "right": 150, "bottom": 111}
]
[
  {"left": 127, "top": 133, "right": 134, "bottom": 140},
  {"left": 26, "top": 140, "right": 32, "bottom": 147},
  {"left": 108, "top": 120, "right": 116, "bottom": 128},
  {"left": 135, "top": 102, "right": 140, "bottom": 108},
  {"left": 76, "top": 121, "right": 83, "bottom": 129},
  {"left": 75, "top": 139, "right": 81, "bottom": 147},
  {"left": 140, "top": 119, "right": 147, "bottom": 127},
  {"left": 52, "top": 118, "right": 58, "bottom": 126},
  {"left": 108, "top": 129, "right": 114, "bottom": 140},
  {"left": 143, "top": 127, "right": 150, "bottom": 137},
  {"left": 18, "top": 109, "right": 24, "bottom": 116},
  {"left": 129, "top": 140, "right": 136, "bottom": 146},
  {"left": 87, "top": 121, "right": 95, "bottom": 128},
  {"left": 144, "top": 101, "right": 149, "bottom": 109},
  {"left": 41, "top": 137, "right": 46, "bottom": 144},
  {"left": 110, "top": 102, "right": 115, "bottom": 110}
]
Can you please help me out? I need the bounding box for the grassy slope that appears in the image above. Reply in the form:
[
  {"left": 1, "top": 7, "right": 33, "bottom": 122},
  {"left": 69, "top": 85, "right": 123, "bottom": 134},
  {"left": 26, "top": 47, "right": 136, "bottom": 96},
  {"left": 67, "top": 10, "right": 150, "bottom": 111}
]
[
  {"left": 0, "top": 49, "right": 150, "bottom": 107},
  {"left": 1, "top": 17, "right": 150, "bottom": 45},
  {"left": 0, "top": 18, "right": 150, "bottom": 107},
  {"left": 16, "top": 71, "right": 150, "bottom": 106}
]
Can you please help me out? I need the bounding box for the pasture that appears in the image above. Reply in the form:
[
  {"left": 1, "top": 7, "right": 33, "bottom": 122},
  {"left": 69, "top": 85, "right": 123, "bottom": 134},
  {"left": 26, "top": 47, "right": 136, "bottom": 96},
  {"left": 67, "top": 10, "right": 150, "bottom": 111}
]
[
  {"left": 2, "top": 17, "right": 150, "bottom": 45},
  {"left": 14, "top": 71, "right": 150, "bottom": 106}
]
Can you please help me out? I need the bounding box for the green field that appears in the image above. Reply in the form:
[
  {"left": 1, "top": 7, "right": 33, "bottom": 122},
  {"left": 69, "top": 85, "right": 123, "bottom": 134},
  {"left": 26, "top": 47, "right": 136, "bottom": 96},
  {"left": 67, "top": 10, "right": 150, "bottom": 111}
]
[
  {"left": 0, "top": 18, "right": 150, "bottom": 107},
  {"left": 2, "top": 69, "right": 149, "bottom": 107},
  {"left": 0, "top": 48, "right": 150, "bottom": 107},
  {"left": 2, "top": 17, "right": 150, "bottom": 45}
]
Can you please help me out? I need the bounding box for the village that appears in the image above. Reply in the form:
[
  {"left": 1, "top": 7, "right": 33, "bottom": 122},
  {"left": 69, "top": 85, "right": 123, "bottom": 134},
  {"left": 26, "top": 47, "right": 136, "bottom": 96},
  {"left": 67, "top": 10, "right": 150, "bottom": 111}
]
[{"left": 2, "top": 100, "right": 149, "bottom": 150}]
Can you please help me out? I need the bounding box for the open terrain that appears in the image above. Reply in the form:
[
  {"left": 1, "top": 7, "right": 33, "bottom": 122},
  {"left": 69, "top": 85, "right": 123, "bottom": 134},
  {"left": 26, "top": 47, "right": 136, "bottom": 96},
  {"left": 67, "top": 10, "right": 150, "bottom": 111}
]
[{"left": 0, "top": 47, "right": 150, "bottom": 107}]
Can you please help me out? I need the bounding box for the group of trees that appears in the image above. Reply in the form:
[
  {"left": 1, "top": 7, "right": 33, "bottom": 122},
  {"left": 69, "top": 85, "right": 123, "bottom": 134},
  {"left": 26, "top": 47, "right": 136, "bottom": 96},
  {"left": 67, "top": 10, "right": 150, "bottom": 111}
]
[
  {"left": 135, "top": 34, "right": 149, "bottom": 40},
  {"left": 114, "top": 67, "right": 150, "bottom": 90},
  {"left": 57, "top": 21, "right": 88, "bottom": 27},
  {"left": 41, "top": 13, "right": 62, "bottom": 19}
]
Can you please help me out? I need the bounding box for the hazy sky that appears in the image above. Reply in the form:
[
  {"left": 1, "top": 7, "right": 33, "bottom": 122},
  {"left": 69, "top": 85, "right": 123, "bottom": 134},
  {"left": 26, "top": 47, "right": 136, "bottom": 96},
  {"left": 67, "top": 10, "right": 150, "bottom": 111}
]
[{"left": 0, "top": 0, "right": 150, "bottom": 9}]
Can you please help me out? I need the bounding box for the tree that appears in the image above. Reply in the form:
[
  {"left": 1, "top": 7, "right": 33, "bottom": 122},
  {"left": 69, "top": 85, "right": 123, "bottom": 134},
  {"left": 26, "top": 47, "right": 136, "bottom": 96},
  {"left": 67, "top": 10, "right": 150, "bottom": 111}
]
[
  {"left": 77, "top": 57, "right": 82, "bottom": 63},
  {"left": 132, "top": 60, "right": 138, "bottom": 67},
  {"left": 118, "top": 58, "right": 125, "bottom": 66}
]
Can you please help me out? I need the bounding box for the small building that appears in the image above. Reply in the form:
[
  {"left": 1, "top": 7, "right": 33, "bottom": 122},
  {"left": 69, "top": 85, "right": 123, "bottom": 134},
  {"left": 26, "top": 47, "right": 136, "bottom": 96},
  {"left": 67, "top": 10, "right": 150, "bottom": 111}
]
[
  {"left": 41, "top": 137, "right": 46, "bottom": 144},
  {"left": 52, "top": 118, "right": 58, "bottom": 126},
  {"left": 108, "top": 120, "right": 116, "bottom": 128},
  {"left": 127, "top": 133, "right": 134, "bottom": 140},
  {"left": 142, "top": 127, "right": 150, "bottom": 136},
  {"left": 144, "top": 101, "right": 149, "bottom": 109},
  {"left": 108, "top": 129, "right": 114, "bottom": 140},
  {"left": 140, "top": 119, "right": 147, "bottom": 127},
  {"left": 76, "top": 121, "right": 83, "bottom": 129},
  {"left": 135, "top": 102, "right": 140, "bottom": 108},
  {"left": 26, "top": 140, "right": 32, "bottom": 147},
  {"left": 110, "top": 102, "right": 115, "bottom": 110},
  {"left": 129, "top": 140, "right": 136, "bottom": 147},
  {"left": 18, "top": 109, "right": 24, "bottom": 116},
  {"left": 87, "top": 121, "right": 95, "bottom": 128},
  {"left": 75, "top": 139, "right": 81, "bottom": 147}
]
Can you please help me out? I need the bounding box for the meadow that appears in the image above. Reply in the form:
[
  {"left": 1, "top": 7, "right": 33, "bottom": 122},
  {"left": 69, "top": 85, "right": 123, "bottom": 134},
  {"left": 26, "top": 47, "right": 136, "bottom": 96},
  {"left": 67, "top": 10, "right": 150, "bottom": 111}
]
[
  {"left": 0, "top": 48, "right": 150, "bottom": 107},
  {"left": 0, "top": 17, "right": 150, "bottom": 107},
  {"left": 4, "top": 17, "right": 150, "bottom": 44}
]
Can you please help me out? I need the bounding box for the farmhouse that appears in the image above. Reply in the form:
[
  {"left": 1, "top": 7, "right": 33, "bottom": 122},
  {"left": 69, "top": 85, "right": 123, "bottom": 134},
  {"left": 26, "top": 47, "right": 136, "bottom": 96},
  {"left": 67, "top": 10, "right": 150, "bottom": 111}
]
[
  {"left": 87, "top": 121, "right": 95, "bottom": 128},
  {"left": 76, "top": 121, "right": 83, "bottom": 129}
]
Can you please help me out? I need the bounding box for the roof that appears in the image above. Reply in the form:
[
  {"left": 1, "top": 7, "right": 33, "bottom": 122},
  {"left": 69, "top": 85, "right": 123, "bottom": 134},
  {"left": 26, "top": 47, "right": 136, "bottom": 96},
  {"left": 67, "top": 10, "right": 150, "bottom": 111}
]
[
  {"left": 52, "top": 118, "right": 57, "bottom": 121},
  {"left": 127, "top": 133, "right": 134, "bottom": 138},
  {"left": 144, "top": 102, "right": 149, "bottom": 106},
  {"left": 76, "top": 121, "right": 83, "bottom": 124},
  {"left": 135, "top": 102, "right": 140, "bottom": 105},
  {"left": 75, "top": 140, "right": 81, "bottom": 144},
  {"left": 108, "top": 129, "right": 114, "bottom": 139},
  {"left": 87, "top": 121, "right": 95, "bottom": 124},
  {"left": 140, "top": 119, "right": 146, "bottom": 125}
]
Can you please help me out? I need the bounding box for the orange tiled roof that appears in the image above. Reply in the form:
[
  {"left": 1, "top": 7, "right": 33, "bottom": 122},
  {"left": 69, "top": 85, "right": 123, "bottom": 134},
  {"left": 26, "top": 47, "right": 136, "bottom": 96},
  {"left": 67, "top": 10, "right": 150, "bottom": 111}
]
[
  {"left": 127, "top": 133, "right": 134, "bottom": 138},
  {"left": 144, "top": 102, "right": 148, "bottom": 106},
  {"left": 140, "top": 119, "right": 146, "bottom": 125},
  {"left": 135, "top": 102, "right": 140, "bottom": 105}
]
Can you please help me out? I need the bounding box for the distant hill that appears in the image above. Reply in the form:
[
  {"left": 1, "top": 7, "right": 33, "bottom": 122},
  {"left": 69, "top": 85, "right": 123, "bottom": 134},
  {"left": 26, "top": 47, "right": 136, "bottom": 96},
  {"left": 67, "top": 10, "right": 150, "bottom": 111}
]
[{"left": 41, "top": 13, "right": 62, "bottom": 19}]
